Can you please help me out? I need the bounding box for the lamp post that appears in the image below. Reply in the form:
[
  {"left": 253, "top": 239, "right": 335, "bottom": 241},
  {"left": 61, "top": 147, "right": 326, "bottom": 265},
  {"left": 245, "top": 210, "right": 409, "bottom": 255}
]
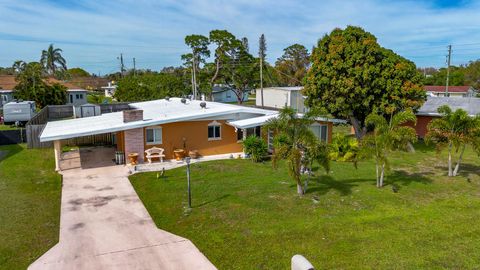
[{"left": 185, "top": 157, "right": 192, "bottom": 208}]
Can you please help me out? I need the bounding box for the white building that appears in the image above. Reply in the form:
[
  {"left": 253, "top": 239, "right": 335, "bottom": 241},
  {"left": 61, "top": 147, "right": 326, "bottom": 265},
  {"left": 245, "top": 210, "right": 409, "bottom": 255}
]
[
  {"left": 102, "top": 82, "right": 117, "bottom": 98},
  {"left": 66, "top": 89, "right": 88, "bottom": 106},
  {"left": 255, "top": 87, "right": 307, "bottom": 113},
  {"left": 212, "top": 85, "right": 249, "bottom": 103}
]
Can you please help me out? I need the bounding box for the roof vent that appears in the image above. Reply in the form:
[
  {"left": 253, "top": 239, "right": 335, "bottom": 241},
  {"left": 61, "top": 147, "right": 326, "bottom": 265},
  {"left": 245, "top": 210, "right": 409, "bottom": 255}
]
[
  {"left": 165, "top": 96, "right": 170, "bottom": 101},
  {"left": 200, "top": 101, "right": 207, "bottom": 109},
  {"left": 181, "top": 98, "right": 187, "bottom": 104}
]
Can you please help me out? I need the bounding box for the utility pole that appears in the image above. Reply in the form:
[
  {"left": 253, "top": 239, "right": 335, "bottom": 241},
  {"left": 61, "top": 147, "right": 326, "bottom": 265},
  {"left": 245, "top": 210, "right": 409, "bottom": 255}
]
[
  {"left": 133, "top": 57, "right": 136, "bottom": 77},
  {"left": 260, "top": 55, "right": 264, "bottom": 108},
  {"left": 445, "top": 45, "right": 452, "bottom": 97}
]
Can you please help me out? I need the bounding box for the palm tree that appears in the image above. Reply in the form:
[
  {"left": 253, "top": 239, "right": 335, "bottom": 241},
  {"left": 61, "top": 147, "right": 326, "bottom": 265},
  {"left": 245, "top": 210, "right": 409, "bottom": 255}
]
[
  {"left": 12, "top": 60, "right": 26, "bottom": 74},
  {"left": 426, "top": 105, "right": 480, "bottom": 177},
  {"left": 265, "top": 107, "right": 330, "bottom": 195},
  {"left": 40, "top": 44, "right": 67, "bottom": 75},
  {"left": 363, "top": 109, "right": 417, "bottom": 187}
]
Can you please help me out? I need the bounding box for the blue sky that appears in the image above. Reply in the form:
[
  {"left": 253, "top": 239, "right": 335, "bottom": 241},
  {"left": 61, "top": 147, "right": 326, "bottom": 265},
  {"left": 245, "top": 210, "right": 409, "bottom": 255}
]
[{"left": 1, "top": 0, "right": 480, "bottom": 74}]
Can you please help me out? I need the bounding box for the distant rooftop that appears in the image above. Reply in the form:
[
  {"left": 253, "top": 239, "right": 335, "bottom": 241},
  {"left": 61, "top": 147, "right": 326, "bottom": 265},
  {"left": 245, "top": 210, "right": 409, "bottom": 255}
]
[
  {"left": 259, "top": 86, "right": 303, "bottom": 91},
  {"left": 417, "top": 96, "right": 480, "bottom": 116},
  {"left": 424, "top": 85, "right": 473, "bottom": 93}
]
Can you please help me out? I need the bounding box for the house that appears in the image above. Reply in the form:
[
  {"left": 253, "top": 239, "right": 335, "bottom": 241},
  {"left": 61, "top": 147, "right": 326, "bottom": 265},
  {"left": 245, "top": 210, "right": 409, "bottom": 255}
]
[
  {"left": 102, "top": 82, "right": 117, "bottom": 98},
  {"left": 212, "top": 85, "right": 249, "bottom": 103},
  {"left": 39, "top": 98, "right": 343, "bottom": 171},
  {"left": 412, "top": 96, "right": 480, "bottom": 138},
  {"left": 0, "top": 75, "right": 89, "bottom": 106},
  {"left": 425, "top": 85, "right": 477, "bottom": 97},
  {"left": 66, "top": 89, "right": 88, "bottom": 106},
  {"left": 256, "top": 87, "right": 307, "bottom": 113}
]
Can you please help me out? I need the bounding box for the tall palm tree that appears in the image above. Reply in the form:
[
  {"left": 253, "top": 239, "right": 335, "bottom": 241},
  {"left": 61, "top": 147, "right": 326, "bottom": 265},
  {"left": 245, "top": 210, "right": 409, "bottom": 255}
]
[
  {"left": 40, "top": 44, "right": 67, "bottom": 75},
  {"left": 426, "top": 106, "right": 480, "bottom": 177},
  {"left": 364, "top": 109, "right": 417, "bottom": 187},
  {"left": 265, "top": 107, "right": 330, "bottom": 195},
  {"left": 12, "top": 60, "right": 26, "bottom": 74}
]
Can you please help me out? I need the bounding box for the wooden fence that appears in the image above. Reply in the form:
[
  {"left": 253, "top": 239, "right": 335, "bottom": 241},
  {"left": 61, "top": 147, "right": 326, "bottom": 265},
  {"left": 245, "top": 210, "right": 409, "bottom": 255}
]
[{"left": 26, "top": 103, "right": 129, "bottom": 148}]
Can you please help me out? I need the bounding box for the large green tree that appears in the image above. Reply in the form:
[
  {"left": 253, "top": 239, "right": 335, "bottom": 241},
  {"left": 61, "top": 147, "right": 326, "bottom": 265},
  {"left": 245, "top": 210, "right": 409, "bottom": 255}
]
[
  {"left": 304, "top": 26, "right": 426, "bottom": 139},
  {"left": 40, "top": 44, "right": 67, "bottom": 75},
  {"left": 424, "top": 66, "right": 465, "bottom": 86},
  {"left": 275, "top": 44, "right": 309, "bottom": 86},
  {"left": 14, "top": 62, "right": 67, "bottom": 108},
  {"left": 115, "top": 73, "right": 189, "bottom": 102}
]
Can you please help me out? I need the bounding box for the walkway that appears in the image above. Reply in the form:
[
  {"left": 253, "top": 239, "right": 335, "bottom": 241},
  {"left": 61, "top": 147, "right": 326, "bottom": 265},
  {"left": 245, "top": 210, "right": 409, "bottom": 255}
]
[{"left": 29, "top": 147, "right": 216, "bottom": 270}]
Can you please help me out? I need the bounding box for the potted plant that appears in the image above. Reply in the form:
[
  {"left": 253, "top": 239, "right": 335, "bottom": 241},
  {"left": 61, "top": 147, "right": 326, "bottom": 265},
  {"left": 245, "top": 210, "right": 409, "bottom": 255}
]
[
  {"left": 127, "top": 152, "right": 139, "bottom": 165},
  {"left": 173, "top": 149, "right": 185, "bottom": 161},
  {"left": 188, "top": 150, "right": 199, "bottom": 159}
]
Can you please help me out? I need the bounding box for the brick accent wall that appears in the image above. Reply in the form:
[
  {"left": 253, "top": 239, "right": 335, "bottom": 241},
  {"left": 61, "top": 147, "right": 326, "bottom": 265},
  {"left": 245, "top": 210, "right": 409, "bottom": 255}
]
[
  {"left": 123, "top": 110, "right": 143, "bottom": 123},
  {"left": 124, "top": 128, "right": 145, "bottom": 163}
]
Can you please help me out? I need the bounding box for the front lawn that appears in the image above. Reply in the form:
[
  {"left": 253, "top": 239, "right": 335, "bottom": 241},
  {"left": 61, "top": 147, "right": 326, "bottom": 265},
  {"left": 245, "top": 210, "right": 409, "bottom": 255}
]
[
  {"left": 130, "top": 143, "right": 480, "bottom": 269},
  {"left": 0, "top": 144, "right": 61, "bottom": 269}
]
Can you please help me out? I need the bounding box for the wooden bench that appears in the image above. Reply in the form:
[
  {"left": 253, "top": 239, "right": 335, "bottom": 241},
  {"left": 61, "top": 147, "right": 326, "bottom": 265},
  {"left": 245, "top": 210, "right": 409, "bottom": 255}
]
[{"left": 144, "top": 147, "right": 165, "bottom": 163}]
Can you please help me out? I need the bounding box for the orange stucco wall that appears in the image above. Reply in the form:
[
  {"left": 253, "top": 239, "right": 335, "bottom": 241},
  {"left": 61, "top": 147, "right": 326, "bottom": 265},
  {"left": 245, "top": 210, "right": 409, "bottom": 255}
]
[
  {"left": 142, "top": 120, "right": 243, "bottom": 160},
  {"left": 118, "top": 119, "right": 334, "bottom": 161}
]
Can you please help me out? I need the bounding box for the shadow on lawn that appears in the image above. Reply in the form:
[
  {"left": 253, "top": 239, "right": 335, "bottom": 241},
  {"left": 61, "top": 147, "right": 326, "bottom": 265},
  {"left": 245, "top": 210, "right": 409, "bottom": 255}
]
[
  {"left": 433, "top": 163, "right": 480, "bottom": 178},
  {"left": 304, "top": 175, "right": 371, "bottom": 196},
  {"left": 194, "top": 194, "right": 230, "bottom": 208},
  {"left": 0, "top": 143, "right": 24, "bottom": 161},
  {"left": 304, "top": 168, "right": 434, "bottom": 195},
  {"left": 383, "top": 170, "right": 433, "bottom": 191}
]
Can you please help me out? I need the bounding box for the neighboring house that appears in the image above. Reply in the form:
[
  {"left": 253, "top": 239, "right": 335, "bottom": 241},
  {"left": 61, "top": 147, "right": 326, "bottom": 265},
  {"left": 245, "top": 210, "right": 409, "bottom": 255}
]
[
  {"left": 40, "top": 98, "right": 343, "bottom": 170},
  {"left": 425, "top": 85, "right": 477, "bottom": 97},
  {"left": 411, "top": 96, "right": 480, "bottom": 138},
  {"left": 212, "top": 85, "right": 249, "bottom": 103},
  {"left": 0, "top": 90, "right": 14, "bottom": 108},
  {"left": 66, "top": 89, "right": 88, "bottom": 106},
  {"left": 0, "top": 75, "right": 89, "bottom": 106},
  {"left": 256, "top": 87, "right": 307, "bottom": 113},
  {"left": 102, "top": 82, "right": 117, "bottom": 98}
]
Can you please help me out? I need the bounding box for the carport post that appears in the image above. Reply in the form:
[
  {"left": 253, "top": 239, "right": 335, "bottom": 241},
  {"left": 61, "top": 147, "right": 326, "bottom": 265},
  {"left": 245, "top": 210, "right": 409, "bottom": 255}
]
[{"left": 54, "top": 140, "right": 61, "bottom": 171}]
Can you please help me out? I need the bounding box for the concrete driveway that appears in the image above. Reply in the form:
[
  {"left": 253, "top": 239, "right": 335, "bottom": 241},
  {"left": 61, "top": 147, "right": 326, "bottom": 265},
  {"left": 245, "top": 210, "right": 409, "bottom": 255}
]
[{"left": 29, "top": 147, "right": 216, "bottom": 270}]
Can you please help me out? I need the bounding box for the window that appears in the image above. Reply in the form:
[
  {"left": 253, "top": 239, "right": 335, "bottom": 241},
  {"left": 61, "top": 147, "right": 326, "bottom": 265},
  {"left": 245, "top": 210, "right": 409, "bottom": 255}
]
[
  {"left": 246, "top": 126, "right": 261, "bottom": 138},
  {"left": 237, "top": 128, "right": 244, "bottom": 141},
  {"left": 76, "top": 94, "right": 80, "bottom": 99},
  {"left": 310, "top": 123, "right": 328, "bottom": 142},
  {"left": 208, "top": 121, "right": 221, "bottom": 140},
  {"left": 146, "top": 127, "right": 162, "bottom": 144},
  {"left": 80, "top": 94, "right": 84, "bottom": 99}
]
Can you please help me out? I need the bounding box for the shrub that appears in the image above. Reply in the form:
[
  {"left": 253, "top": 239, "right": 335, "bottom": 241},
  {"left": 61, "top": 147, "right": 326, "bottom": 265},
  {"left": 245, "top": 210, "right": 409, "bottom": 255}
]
[
  {"left": 329, "top": 133, "right": 360, "bottom": 163},
  {"left": 243, "top": 135, "right": 268, "bottom": 162}
]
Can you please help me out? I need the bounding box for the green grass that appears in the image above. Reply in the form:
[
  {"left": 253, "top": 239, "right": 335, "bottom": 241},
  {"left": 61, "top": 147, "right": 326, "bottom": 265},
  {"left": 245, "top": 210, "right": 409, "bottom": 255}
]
[
  {"left": 130, "top": 143, "right": 480, "bottom": 269},
  {"left": 0, "top": 144, "right": 61, "bottom": 269},
  {"left": 0, "top": 124, "right": 19, "bottom": 131}
]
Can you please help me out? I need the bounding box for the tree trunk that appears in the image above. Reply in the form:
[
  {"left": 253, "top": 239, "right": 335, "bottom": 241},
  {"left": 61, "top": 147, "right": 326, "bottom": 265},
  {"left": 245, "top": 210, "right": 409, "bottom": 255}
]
[
  {"left": 453, "top": 144, "right": 466, "bottom": 176},
  {"left": 297, "top": 183, "right": 304, "bottom": 196},
  {"left": 350, "top": 116, "right": 366, "bottom": 140},
  {"left": 448, "top": 142, "right": 453, "bottom": 177},
  {"left": 379, "top": 162, "right": 385, "bottom": 187},
  {"left": 375, "top": 160, "right": 379, "bottom": 187}
]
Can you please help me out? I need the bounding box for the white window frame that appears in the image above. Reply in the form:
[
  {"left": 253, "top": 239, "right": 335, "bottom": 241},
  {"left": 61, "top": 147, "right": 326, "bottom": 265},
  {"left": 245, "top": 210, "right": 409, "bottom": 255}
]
[
  {"left": 145, "top": 126, "right": 163, "bottom": 145},
  {"left": 208, "top": 121, "right": 222, "bottom": 141}
]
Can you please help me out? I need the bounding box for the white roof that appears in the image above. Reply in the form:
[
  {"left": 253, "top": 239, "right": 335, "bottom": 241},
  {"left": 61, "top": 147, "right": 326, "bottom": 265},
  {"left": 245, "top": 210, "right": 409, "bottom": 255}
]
[
  {"left": 67, "top": 89, "right": 87, "bottom": 92},
  {"left": 40, "top": 98, "right": 276, "bottom": 142},
  {"left": 0, "top": 89, "right": 13, "bottom": 93},
  {"left": 227, "top": 114, "right": 346, "bottom": 129},
  {"left": 259, "top": 86, "right": 303, "bottom": 92}
]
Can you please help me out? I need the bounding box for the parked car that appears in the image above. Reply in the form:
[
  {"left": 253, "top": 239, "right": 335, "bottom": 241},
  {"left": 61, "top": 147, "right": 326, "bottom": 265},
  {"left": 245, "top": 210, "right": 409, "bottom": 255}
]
[{"left": 3, "top": 100, "right": 36, "bottom": 125}]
